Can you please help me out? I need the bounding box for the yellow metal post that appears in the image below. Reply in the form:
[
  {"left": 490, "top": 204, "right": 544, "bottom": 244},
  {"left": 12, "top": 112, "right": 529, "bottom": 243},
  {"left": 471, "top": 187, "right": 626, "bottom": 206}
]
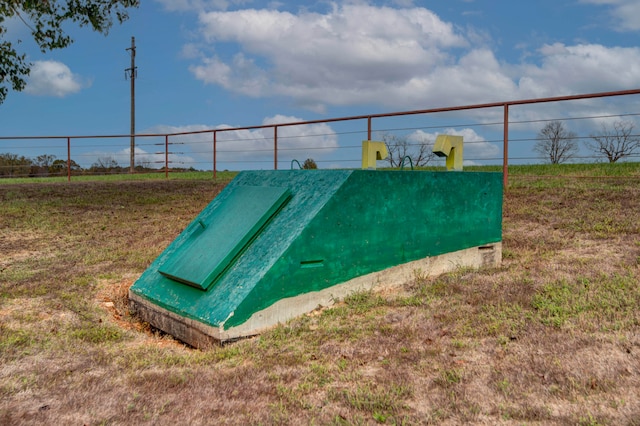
[
  {"left": 433, "top": 135, "right": 464, "bottom": 171},
  {"left": 362, "top": 141, "right": 388, "bottom": 169}
]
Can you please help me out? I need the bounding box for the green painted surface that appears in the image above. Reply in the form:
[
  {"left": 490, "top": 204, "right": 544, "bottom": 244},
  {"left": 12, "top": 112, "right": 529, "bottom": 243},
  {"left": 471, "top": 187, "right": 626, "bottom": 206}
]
[
  {"left": 130, "top": 170, "right": 503, "bottom": 330},
  {"left": 158, "top": 186, "right": 290, "bottom": 290}
]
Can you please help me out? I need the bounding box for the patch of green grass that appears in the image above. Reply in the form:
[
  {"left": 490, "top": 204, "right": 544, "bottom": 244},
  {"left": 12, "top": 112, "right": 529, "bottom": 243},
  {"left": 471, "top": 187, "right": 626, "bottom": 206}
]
[
  {"left": 508, "top": 162, "right": 640, "bottom": 177},
  {"left": 306, "top": 362, "right": 332, "bottom": 387},
  {"left": 531, "top": 280, "right": 578, "bottom": 328},
  {"left": 0, "top": 267, "right": 41, "bottom": 291},
  {"left": 332, "top": 382, "right": 412, "bottom": 418},
  {"left": 70, "top": 323, "right": 125, "bottom": 344},
  {"left": 578, "top": 412, "right": 606, "bottom": 426},
  {"left": 0, "top": 170, "right": 238, "bottom": 184},
  {"left": 495, "top": 377, "right": 511, "bottom": 396},
  {"left": 478, "top": 302, "right": 531, "bottom": 337},
  {"left": 531, "top": 273, "right": 640, "bottom": 331},
  {"left": 343, "top": 289, "right": 389, "bottom": 314},
  {"left": 436, "top": 368, "right": 463, "bottom": 387},
  {"left": 0, "top": 326, "right": 35, "bottom": 353},
  {"left": 114, "top": 345, "right": 170, "bottom": 371}
]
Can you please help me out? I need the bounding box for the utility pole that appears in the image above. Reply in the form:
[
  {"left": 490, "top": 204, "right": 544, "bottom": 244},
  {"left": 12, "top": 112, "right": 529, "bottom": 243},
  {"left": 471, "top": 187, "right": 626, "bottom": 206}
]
[{"left": 125, "top": 36, "right": 137, "bottom": 173}]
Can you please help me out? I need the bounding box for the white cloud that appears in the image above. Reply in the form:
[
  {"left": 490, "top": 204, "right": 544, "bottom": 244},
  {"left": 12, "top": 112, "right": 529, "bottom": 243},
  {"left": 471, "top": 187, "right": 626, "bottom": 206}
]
[
  {"left": 190, "top": 4, "right": 470, "bottom": 109},
  {"left": 83, "top": 146, "right": 195, "bottom": 170},
  {"left": 180, "top": 43, "right": 204, "bottom": 59},
  {"left": 190, "top": 53, "right": 269, "bottom": 97},
  {"left": 580, "top": 0, "right": 640, "bottom": 31},
  {"left": 24, "top": 60, "right": 87, "bottom": 97},
  {"left": 154, "top": 0, "right": 230, "bottom": 12},
  {"left": 145, "top": 115, "right": 339, "bottom": 165},
  {"left": 538, "top": 42, "right": 570, "bottom": 56},
  {"left": 392, "top": 0, "right": 415, "bottom": 7},
  {"left": 518, "top": 43, "right": 640, "bottom": 98},
  {"left": 154, "top": 0, "right": 254, "bottom": 12},
  {"left": 190, "top": 56, "right": 234, "bottom": 88},
  {"left": 185, "top": 3, "right": 640, "bottom": 114}
]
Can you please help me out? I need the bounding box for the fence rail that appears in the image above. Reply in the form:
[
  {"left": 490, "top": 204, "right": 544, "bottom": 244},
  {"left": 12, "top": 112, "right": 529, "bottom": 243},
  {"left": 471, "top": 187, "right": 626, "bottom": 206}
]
[{"left": 2, "top": 88, "right": 640, "bottom": 186}]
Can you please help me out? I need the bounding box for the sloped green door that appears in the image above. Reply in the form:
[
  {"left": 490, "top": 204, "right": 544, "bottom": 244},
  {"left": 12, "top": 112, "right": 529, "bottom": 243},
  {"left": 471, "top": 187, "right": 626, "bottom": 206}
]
[{"left": 158, "top": 185, "right": 291, "bottom": 290}]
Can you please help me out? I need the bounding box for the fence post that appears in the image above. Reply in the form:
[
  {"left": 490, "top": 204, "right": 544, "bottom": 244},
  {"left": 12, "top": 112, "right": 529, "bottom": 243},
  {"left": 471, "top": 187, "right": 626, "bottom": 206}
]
[
  {"left": 274, "top": 126, "right": 278, "bottom": 170},
  {"left": 67, "top": 137, "right": 71, "bottom": 182},
  {"left": 503, "top": 104, "right": 509, "bottom": 188},
  {"left": 502, "top": 103, "right": 509, "bottom": 189},
  {"left": 213, "top": 131, "right": 217, "bottom": 180},
  {"left": 165, "top": 135, "right": 169, "bottom": 178}
]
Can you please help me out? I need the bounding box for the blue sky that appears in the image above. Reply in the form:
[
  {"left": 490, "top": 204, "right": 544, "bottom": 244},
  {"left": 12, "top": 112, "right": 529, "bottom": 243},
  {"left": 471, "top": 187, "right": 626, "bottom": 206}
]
[{"left": 2, "top": 0, "right": 640, "bottom": 169}]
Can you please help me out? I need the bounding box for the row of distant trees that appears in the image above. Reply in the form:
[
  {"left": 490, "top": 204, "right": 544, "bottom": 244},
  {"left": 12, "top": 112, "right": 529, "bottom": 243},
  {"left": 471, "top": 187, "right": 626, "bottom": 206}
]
[
  {"left": 535, "top": 120, "right": 640, "bottom": 164},
  {"left": 0, "top": 153, "right": 77, "bottom": 178},
  {"left": 0, "top": 154, "right": 157, "bottom": 178},
  {"left": 1, "top": 121, "right": 638, "bottom": 176},
  {"left": 377, "top": 120, "right": 640, "bottom": 167}
]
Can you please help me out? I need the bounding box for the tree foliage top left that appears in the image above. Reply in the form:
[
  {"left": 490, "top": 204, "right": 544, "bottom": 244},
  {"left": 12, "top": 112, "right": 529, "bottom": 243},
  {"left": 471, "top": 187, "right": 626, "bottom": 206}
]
[{"left": 0, "top": 0, "right": 139, "bottom": 103}]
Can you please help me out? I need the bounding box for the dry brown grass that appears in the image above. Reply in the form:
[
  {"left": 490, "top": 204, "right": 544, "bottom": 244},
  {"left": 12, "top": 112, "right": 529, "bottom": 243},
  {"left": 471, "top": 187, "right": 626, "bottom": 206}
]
[{"left": 1, "top": 174, "right": 639, "bottom": 425}]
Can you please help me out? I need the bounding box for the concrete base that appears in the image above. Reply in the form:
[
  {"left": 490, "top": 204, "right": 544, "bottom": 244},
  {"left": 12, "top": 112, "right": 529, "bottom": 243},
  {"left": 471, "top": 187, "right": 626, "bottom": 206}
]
[{"left": 129, "top": 242, "right": 501, "bottom": 347}]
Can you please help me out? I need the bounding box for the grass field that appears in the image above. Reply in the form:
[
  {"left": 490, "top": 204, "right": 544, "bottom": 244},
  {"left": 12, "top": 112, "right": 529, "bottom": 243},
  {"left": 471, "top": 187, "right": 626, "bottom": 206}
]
[
  {"left": 1, "top": 164, "right": 639, "bottom": 425},
  {"left": 0, "top": 170, "right": 238, "bottom": 184}
]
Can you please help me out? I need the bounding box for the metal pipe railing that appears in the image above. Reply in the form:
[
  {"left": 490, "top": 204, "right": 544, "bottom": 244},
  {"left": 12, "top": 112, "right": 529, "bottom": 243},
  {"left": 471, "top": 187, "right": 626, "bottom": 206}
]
[{"left": 2, "top": 88, "right": 640, "bottom": 186}]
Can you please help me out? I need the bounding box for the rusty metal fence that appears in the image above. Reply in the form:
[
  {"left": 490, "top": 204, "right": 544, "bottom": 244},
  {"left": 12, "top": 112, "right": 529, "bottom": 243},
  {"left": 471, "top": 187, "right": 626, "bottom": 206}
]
[{"left": 2, "top": 89, "right": 640, "bottom": 186}]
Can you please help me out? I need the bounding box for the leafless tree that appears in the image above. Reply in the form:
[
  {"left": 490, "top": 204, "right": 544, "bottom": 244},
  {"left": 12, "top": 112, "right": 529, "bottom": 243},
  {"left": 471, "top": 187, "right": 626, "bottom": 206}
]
[
  {"left": 378, "top": 132, "right": 436, "bottom": 168},
  {"left": 587, "top": 121, "right": 640, "bottom": 163},
  {"left": 51, "top": 159, "right": 82, "bottom": 175},
  {"left": 32, "top": 154, "right": 57, "bottom": 176},
  {"left": 90, "top": 156, "right": 121, "bottom": 174},
  {"left": 136, "top": 159, "right": 152, "bottom": 170},
  {"left": 534, "top": 121, "right": 579, "bottom": 164},
  {"left": 35, "top": 154, "right": 57, "bottom": 169},
  {"left": 0, "top": 152, "right": 31, "bottom": 177}
]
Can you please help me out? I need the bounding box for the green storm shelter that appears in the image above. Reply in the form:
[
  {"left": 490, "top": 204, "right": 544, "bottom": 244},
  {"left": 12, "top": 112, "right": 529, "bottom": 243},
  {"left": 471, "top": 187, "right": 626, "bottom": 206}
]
[{"left": 129, "top": 170, "right": 503, "bottom": 347}]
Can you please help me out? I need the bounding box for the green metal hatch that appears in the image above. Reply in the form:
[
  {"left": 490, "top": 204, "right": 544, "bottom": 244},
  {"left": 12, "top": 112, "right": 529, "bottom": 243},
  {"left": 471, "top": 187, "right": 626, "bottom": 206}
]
[
  {"left": 158, "top": 185, "right": 291, "bottom": 290},
  {"left": 130, "top": 170, "right": 504, "bottom": 347}
]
